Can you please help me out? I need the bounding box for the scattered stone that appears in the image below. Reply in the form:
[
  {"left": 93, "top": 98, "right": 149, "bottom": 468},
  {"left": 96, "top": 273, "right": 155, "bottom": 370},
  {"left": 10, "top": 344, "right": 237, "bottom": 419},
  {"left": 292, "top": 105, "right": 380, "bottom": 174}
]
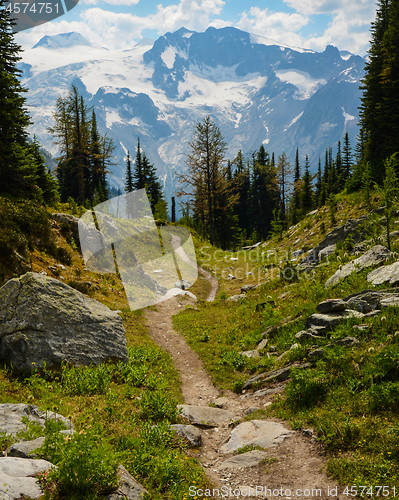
[
  {"left": 220, "top": 420, "right": 294, "bottom": 454},
  {"left": 105, "top": 465, "right": 150, "bottom": 500},
  {"left": 261, "top": 326, "right": 278, "bottom": 338},
  {"left": 245, "top": 407, "right": 260, "bottom": 416},
  {"left": 243, "top": 363, "right": 309, "bottom": 390},
  {"left": 290, "top": 343, "right": 300, "bottom": 350},
  {"left": 0, "top": 457, "right": 53, "bottom": 500},
  {"left": 242, "top": 242, "right": 261, "bottom": 251},
  {"left": 218, "top": 450, "right": 267, "bottom": 469},
  {"left": 227, "top": 274, "right": 236, "bottom": 280},
  {"left": 177, "top": 405, "right": 237, "bottom": 428},
  {"left": 295, "top": 330, "right": 321, "bottom": 342},
  {"left": 333, "top": 336, "right": 360, "bottom": 347},
  {"left": 252, "top": 385, "right": 287, "bottom": 398},
  {"left": 241, "top": 284, "right": 256, "bottom": 294},
  {"left": 0, "top": 404, "right": 72, "bottom": 437},
  {"left": 5, "top": 437, "right": 45, "bottom": 459},
  {"left": 368, "top": 261, "right": 399, "bottom": 286},
  {"left": 256, "top": 338, "right": 268, "bottom": 351},
  {"left": 0, "top": 272, "right": 128, "bottom": 372},
  {"left": 316, "top": 299, "right": 347, "bottom": 314},
  {"left": 227, "top": 294, "right": 246, "bottom": 302},
  {"left": 212, "top": 397, "right": 229, "bottom": 408},
  {"left": 325, "top": 245, "right": 391, "bottom": 288},
  {"left": 240, "top": 350, "right": 260, "bottom": 358},
  {"left": 292, "top": 250, "right": 304, "bottom": 258},
  {"left": 170, "top": 424, "right": 202, "bottom": 447}
]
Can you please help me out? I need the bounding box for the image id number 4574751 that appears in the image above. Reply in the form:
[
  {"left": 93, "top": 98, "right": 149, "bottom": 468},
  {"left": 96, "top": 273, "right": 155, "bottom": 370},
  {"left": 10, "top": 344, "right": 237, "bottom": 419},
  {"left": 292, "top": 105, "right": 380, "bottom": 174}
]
[
  {"left": 6, "top": 2, "right": 60, "bottom": 13},
  {"left": 343, "top": 486, "right": 397, "bottom": 496}
]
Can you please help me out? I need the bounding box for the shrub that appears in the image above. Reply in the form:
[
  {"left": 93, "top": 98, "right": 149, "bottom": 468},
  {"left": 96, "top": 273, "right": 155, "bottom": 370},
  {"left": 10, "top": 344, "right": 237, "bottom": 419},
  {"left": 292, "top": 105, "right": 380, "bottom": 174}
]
[
  {"left": 285, "top": 369, "right": 329, "bottom": 409},
  {"left": 61, "top": 363, "right": 112, "bottom": 395},
  {"left": 139, "top": 390, "right": 180, "bottom": 422}
]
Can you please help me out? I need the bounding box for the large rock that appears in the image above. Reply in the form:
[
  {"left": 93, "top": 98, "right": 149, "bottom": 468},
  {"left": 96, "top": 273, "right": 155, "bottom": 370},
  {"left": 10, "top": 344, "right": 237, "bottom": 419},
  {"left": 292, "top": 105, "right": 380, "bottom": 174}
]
[
  {"left": 325, "top": 245, "right": 391, "bottom": 288},
  {"left": 220, "top": 420, "right": 293, "bottom": 454},
  {"left": 0, "top": 404, "right": 72, "bottom": 436},
  {"left": 177, "top": 405, "right": 237, "bottom": 428},
  {"left": 302, "top": 216, "right": 368, "bottom": 265},
  {"left": 367, "top": 260, "right": 399, "bottom": 286},
  {"left": 0, "top": 457, "right": 53, "bottom": 499},
  {"left": 343, "top": 289, "right": 399, "bottom": 309},
  {"left": 0, "top": 273, "right": 128, "bottom": 372}
]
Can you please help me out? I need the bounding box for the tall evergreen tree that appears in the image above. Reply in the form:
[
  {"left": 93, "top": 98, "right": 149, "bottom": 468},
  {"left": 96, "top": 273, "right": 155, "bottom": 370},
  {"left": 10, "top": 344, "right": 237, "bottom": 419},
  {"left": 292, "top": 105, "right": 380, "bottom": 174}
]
[
  {"left": 125, "top": 151, "right": 134, "bottom": 193},
  {"left": 301, "top": 155, "right": 313, "bottom": 213},
  {"left": 0, "top": 1, "right": 33, "bottom": 195},
  {"left": 133, "top": 138, "right": 145, "bottom": 190},
  {"left": 342, "top": 132, "right": 353, "bottom": 179}
]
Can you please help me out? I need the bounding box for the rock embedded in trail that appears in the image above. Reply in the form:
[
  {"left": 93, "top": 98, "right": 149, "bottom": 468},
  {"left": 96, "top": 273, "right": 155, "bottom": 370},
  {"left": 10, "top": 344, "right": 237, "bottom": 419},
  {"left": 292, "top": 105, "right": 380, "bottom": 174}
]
[
  {"left": 218, "top": 450, "right": 267, "bottom": 469},
  {"left": 177, "top": 405, "right": 238, "bottom": 428},
  {"left": 0, "top": 272, "right": 128, "bottom": 372},
  {"left": 220, "top": 420, "right": 294, "bottom": 454}
]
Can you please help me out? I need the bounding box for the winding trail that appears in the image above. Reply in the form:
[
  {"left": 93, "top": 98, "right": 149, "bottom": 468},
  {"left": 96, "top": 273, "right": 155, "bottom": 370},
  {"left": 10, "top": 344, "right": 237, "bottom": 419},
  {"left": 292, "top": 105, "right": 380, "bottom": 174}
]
[{"left": 145, "top": 246, "right": 340, "bottom": 498}]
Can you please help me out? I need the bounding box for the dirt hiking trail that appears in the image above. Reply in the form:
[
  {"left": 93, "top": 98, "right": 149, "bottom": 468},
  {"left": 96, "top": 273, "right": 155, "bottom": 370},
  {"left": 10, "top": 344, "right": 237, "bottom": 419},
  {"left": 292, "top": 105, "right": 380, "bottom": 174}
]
[{"left": 145, "top": 269, "right": 341, "bottom": 499}]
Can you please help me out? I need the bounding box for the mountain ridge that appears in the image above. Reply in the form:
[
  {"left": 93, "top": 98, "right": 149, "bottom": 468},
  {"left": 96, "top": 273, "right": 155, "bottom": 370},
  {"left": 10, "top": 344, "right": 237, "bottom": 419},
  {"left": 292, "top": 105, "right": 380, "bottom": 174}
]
[{"left": 20, "top": 26, "right": 365, "bottom": 200}]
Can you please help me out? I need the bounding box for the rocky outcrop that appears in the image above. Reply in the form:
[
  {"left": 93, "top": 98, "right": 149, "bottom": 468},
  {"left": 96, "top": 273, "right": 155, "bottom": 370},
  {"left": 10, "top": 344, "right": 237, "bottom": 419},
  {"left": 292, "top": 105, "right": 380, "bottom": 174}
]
[
  {"left": 367, "top": 260, "right": 399, "bottom": 286},
  {"left": 325, "top": 245, "right": 391, "bottom": 288},
  {"left": 305, "top": 310, "right": 364, "bottom": 333},
  {"left": 0, "top": 273, "right": 128, "bottom": 372},
  {"left": 316, "top": 299, "right": 347, "bottom": 314},
  {"left": 218, "top": 450, "right": 267, "bottom": 469},
  {"left": 105, "top": 465, "right": 150, "bottom": 500},
  {"left": 302, "top": 216, "right": 368, "bottom": 265}
]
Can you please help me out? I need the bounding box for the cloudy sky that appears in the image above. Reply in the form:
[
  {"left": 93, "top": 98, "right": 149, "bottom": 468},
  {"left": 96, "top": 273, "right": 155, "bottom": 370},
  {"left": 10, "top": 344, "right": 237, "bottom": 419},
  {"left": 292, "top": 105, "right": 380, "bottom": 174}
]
[{"left": 15, "top": 0, "right": 377, "bottom": 55}]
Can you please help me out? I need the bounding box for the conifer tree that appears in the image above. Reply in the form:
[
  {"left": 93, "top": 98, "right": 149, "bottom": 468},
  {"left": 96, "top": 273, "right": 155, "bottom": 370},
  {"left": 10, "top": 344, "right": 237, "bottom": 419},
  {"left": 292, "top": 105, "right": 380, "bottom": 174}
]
[
  {"left": 316, "top": 157, "right": 322, "bottom": 207},
  {"left": 125, "top": 152, "right": 134, "bottom": 193},
  {"left": 342, "top": 132, "right": 352, "bottom": 179},
  {"left": 276, "top": 152, "right": 293, "bottom": 226},
  {"left": 292, "top": 148, "right": 302, "bottom": 224},
  {"left": 0, "top": 0, "right": 33, "bottom": 195},
  {"left": 301, "top": 155, "right": 313, "bottom": 214},
  {"left": 29, "top": 136, "right": 59, "bottom": 205},
  {"left": 233, "top": 150, "right": 251, "bottom": 238},
  {"left": 133, "top": 138, "right": 145, "bottom": 190}
]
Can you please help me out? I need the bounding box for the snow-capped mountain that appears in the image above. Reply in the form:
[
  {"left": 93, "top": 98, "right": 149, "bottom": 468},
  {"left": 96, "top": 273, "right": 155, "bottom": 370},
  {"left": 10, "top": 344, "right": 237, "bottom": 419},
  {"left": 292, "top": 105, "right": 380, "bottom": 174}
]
[{"left": 19, "top": 26, "right": 365, "bottom": 201}]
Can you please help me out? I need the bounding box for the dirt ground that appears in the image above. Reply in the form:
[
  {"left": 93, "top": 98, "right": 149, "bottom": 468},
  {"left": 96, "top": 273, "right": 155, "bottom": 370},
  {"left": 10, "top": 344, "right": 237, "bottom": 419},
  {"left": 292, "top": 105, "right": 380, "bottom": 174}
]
[{"left": 145, "top": 270, "right": 342, "bottom": 499}]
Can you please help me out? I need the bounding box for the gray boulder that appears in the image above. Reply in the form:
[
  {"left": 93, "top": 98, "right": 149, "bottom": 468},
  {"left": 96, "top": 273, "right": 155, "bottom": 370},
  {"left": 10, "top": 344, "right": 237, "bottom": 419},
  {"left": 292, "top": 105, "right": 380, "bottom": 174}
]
[
  {"left": 241, "top": 284, "right": 257, "bottom": 294},
  {"left": 295, "top": 330, "right": 321, "bottom": 343},
  {"left": 325, "top": 245, "right": 391, "bottom": 288},
  {"left": 170, "top": 424, "right": 202, "bottom": 447},
  {"left": 318, "top": 245, "right": 336, "bottom": 261},
  {"left": 227, "top": 294, "right": 246, "bottom": 302},
  {"left": 0, "top": 272, "right": 128, "bottom": 372},
  {"left": 343, "top": 289, "right": 399, "bottom": 310},
  {"left": 367, "top": 260, "right": 399, "bottom": 286},
  {"left": 308, "top": 336, "right": 360, "bottom": 361},
  {"left": 0, "top": 457, "right": 53, "bottom": 499}
]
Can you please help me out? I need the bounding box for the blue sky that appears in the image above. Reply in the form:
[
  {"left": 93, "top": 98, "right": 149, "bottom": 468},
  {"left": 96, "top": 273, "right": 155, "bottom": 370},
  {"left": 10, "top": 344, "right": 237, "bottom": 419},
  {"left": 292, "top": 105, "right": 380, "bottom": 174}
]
[{"left": 16, "top": 0, "right": 377, "bottom": 55}]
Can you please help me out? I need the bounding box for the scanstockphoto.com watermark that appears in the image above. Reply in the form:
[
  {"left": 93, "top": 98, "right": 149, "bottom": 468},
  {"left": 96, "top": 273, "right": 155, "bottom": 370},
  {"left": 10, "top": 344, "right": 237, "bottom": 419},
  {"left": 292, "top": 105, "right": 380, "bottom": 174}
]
[
  {"left": 188, "top": 485, "right": 399, "bottom": 498},
  {"left": 188, "top": 485, "right": 342, "bottom": 498}
]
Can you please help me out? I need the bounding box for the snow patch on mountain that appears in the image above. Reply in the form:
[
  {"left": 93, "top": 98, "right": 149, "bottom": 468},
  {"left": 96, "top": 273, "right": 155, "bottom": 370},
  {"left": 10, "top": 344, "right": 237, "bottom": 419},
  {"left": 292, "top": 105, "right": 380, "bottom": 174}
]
[
  {"left": 284, "top": 111, "right": 304, "bottom": 131},
  {"left": 161, "top": 47, "right": 176, "bottom": 69},
  {"left": 32, "top": 32, "right": 98, "bottom": 49},
  {"left": 275, "top": 70, "right": 327, "bottom": 100}
]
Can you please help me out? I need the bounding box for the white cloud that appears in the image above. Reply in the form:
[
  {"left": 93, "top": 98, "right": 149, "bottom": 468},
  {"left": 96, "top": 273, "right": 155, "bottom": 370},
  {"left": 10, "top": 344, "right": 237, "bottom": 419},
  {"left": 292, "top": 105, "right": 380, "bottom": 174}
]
[
  {"left": 16, "top": 0, "right": 227, "bottom": 50},
  {"left": 236, "top": 7, "right": 309, "bottom": 50},
  {"left": 83, "top": 0, "right": 139, "bottom": 6}
]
